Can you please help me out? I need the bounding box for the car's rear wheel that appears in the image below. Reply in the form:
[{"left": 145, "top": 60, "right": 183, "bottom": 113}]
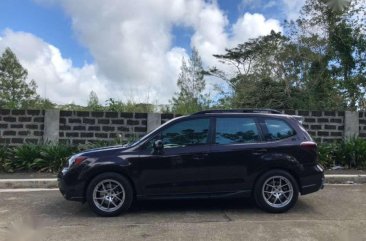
[
  {"left": 254, "top": 170, "right": 299, "bottom": 213},
  {"left": 86, "top": 172, "right": 133, "bottom": 216}
]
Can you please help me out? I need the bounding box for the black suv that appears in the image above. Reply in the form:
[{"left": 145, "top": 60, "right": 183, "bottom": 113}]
[{"left": 58, "top": 109, "right": 324, "bottom": 216}]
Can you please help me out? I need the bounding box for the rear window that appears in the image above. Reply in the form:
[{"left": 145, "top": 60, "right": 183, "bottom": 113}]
[
  {"left": 215, "top": 118, "right": 260, "bottom": 144},
  {"left": 264, "top": 119, "right": 296, "bottom": 141}
]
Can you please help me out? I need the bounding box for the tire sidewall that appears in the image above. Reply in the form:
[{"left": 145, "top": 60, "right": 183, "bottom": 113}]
[
  {"left": 254, "top": 169, "right": 299, "bottom": 213},
  {"left": 86, "top": 172, "right": 133, "bottom": 217}
]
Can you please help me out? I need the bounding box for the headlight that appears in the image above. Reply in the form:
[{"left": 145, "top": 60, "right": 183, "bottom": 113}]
[{"left": 68, "top": 154, "right": 87, "bottom": 167}]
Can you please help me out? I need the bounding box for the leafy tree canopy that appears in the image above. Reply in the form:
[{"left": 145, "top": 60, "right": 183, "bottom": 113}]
[
  {"left": 0, "top": 48, "right": 39, "bottom": 109},
  {"left": 208, "top": 0, "right": 365, "bottom": 111}
]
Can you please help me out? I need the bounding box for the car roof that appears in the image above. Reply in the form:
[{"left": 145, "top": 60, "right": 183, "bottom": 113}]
[
  {"left": 185, "top": 109, "right": 304, "bottom": 124},
  {"left": 189, "top": 112, "right": 292, "bottom": 119},
  {"left": 192, "top": 109, "right": 282, "bottom": 115}
]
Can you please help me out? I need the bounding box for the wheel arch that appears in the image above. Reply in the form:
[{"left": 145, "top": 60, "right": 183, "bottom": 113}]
[
  {"left": 83, "top": 166, "right": 137, "bottom": 201},
  {"left": 252, "top": 167, "right": 301, "bottom": 195}
]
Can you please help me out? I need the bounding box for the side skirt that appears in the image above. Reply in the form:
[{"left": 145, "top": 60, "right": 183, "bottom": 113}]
[{"left": 136, "top": 190, "right": 252, "bottom": 200}]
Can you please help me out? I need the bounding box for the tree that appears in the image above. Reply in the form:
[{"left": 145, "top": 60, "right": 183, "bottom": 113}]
[
  {"left": 105, "top": 98, "right": 155, "bottom": 112},
  {"left": 24, "top": 97, "right": 56, "bottom": 109},
  {"left": 0, "top": 48, "right": 38, "bottom": 109},
  {"left": 208, "top": 0, "right": 365, "bottom": 110},
  {"left": 210, "top": 31, "right": 305, "bottom": 109},
  {"left": 170, "top": 47, "right": 208, "bottom": 114},
  {"left": 87, "top": 90, "right": 103, "bottom": 111},
  {"left": 295, "top": 0, "right": 366, "bottom": 109}
]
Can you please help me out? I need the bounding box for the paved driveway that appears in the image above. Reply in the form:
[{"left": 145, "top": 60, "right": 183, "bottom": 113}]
[{"left": 0, "top": 184, "right": 365, "bottom": 241}]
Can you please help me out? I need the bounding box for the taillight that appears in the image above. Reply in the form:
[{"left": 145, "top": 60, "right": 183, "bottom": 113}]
[
  {"left": 300, "top": 141, "right": 317, "bottom": 151},
  {"left": 74, "top": 156, "right": 87, "bottom": 166}
]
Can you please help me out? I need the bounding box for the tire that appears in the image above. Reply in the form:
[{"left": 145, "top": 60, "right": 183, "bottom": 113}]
[
  {"left": 86, "top": 172, "right": 133, "bottom": 217},
  {"left": 254, "top": 169, "right": 299, "bottom": 213}
]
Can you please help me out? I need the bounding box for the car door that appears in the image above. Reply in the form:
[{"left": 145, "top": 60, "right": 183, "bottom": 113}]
[
  {"left": 258, "top": 117, "right": 302, "bottom": 165},
  {"left": 136, "top": 117, "right": 212, "bottom": 196},
  {"left": 208, "top": 116, "right": 266, "bottom": 193}
]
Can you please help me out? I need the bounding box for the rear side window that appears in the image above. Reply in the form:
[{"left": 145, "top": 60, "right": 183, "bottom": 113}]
[
  {"left": 264, "top": 119, "right": 295, "bottom": 141},
  {"left": 215, "top": 118, "right": 260, "bottom": 144}
]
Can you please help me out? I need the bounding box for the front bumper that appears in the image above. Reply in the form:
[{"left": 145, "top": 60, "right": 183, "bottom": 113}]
[
  {"left": 299, "top": 164, "right": 325, "bottom": 195},
  {"left": 58, "top": 167, "right": 86, "bottom": 202}
]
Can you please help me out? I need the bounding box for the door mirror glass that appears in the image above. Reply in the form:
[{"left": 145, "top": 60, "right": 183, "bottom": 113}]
[
  {"left": 152, "top": 139, "right": 164, "bottom": 154},
  {"left": 153, "top": 139, "right": 164, "bottom": 151}
]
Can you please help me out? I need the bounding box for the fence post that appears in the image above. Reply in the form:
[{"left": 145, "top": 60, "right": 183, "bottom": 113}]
[
  {"left": 344, "top": 111, "right": 359, "bottom": 139},
  {"left": 43, "top": 109, "right": 60, "bottom": 143},
  {"left": 147, "top": 113, "right": 161, "bottom": 132}
]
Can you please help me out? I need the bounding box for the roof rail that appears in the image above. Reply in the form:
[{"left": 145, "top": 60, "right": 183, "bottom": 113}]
[{"left": 192, "top": 109, "right": 282, "bottom": 115}]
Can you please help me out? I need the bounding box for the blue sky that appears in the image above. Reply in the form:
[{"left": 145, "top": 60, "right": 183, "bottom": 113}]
[
  {"left": 0, "top": 0, "right": 91, "bottom": 66},
  {"left": 0, "top": 0, "right": 304, "bottom": 104}
]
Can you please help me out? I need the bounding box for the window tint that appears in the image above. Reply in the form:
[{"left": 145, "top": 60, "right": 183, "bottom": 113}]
[
  {"left": 264, "top": 119, "right": 295, "bottom": 141},
  {"left": 161, "top": 118, "right": 209, "bottom": 148},
  {"left": 215, "top": 118, "right": 260, "bottom": 144}
]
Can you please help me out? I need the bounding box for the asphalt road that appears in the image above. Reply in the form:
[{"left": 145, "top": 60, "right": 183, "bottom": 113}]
[{"left": 0, "top": 185, "right": 365, "bottom": 241}]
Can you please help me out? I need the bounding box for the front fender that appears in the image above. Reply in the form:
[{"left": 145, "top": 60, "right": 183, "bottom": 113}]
[{"left": 79, "top": 156, "right": 139, "bottom": 196}]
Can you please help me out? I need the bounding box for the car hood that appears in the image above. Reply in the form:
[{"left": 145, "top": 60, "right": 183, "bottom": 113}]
[{"left": 79, "top": 144, "right": 130, "bottom": 156}]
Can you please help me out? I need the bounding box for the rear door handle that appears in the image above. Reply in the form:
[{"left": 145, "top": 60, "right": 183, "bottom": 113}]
[{"left": 252, "top": 149, "right": 267, "bottom": 155}]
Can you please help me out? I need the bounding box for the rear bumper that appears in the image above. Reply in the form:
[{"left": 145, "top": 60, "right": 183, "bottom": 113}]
[
  {"left": 58, "top": 168, "right": 85, "bottom": 202},
  {"left": 299, "top": 164, "right": 324, "bottom": 195}
]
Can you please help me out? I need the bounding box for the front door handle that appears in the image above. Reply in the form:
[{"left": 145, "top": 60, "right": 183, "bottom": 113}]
[{"left": 252, "top": 149, "right": 267, "bottom": 155}]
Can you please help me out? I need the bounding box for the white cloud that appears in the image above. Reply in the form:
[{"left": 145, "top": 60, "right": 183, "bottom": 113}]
[
  {"left": 282, "top": 0, "right": 306, "bottom": 20},
  {"left": 43, "top": 0, "right": 203, "bottom": 104},
  {"left": 0, "top": 29, "right": 109, "bottom": 105},
  {"left": 190, "top": 3, "right": 229, "bottom": 66},
  {"left": 190, "top": 5, "right": 282, "bottom": 72},
  {"left": 231, "top": 13, "right": 282, "bottom": 46},
  {"left": 4, "top": 0, "right": 284, "bottom": 105}
]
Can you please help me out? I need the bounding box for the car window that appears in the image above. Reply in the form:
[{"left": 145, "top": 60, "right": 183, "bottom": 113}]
[
  {"left": 264, "top": 119, "right": 296, "bottom": 141},
  {"left": 215, "top": 118, "right": 260, "bottom": 144},
  {"left": 161, "top": 118, "right": 210, "bottom": 148}
]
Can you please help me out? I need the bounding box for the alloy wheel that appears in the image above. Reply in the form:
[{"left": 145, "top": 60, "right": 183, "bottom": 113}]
[
  {"left": 92, "top": 179, "right": 126, "bottom": 213},
  {"left": 262, "top": 176, "right": 294, "bottom": 208}
]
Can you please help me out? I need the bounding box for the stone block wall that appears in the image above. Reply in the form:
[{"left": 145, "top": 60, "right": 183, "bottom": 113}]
[
  {"left": 0, "top": 109, "right": 361, "bottom": 146},
  {"left": 358, "top": 112, "right": 366, "bottom": 138},
  {"left": 283, "top": 110, "right": 345, "bottom": 143},
  {"left": 59, "top": 111, "right": 148, "bottom": 145},
  {"left": 0, "top": 109, "right": 45, "bottom": 145},
  {"left": 161, "top": 113, "right": 180, "bottom": 124}
]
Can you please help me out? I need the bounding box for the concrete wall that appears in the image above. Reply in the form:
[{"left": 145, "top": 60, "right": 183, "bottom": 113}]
[{"left": 0, "top": 109, "right": 361, "bottom": 145}]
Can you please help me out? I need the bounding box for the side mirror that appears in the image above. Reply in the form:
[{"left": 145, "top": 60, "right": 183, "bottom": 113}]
[{"left": 153, "top": 140, "right": 164, "bottom": 154}]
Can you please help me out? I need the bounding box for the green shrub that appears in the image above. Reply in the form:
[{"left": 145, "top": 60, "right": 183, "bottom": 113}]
[
  {"left": 32, "top": 144, "right": 76, "bottom": 172},
  {"left": 0, "top": 140, "right": 128, "bottom": 173},
  {"left": 318, "top": 138, "right": 366, "bottom": 169},
  {"left": 0, "top": 145, "right": 11, "bottom": 172},
  {"left": 335, "top": 137, "right": 366, "bottom": 168},
  {"left": 317, "top": 142, "right": 338, "bottom": 169},
  {"left": 0, "top": 143, "right": 76, "bottom": 173},
  {"left": 9, "top": 144, "right": 44, "bottom": 172}
]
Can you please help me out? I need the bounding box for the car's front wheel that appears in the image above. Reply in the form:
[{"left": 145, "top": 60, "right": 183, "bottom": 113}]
[
  {"left": 254, "top": 170, "right": 299, "bottom": 213},
  {"left": 86, "top": 172, "right": 133, "bottom": 216}
]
